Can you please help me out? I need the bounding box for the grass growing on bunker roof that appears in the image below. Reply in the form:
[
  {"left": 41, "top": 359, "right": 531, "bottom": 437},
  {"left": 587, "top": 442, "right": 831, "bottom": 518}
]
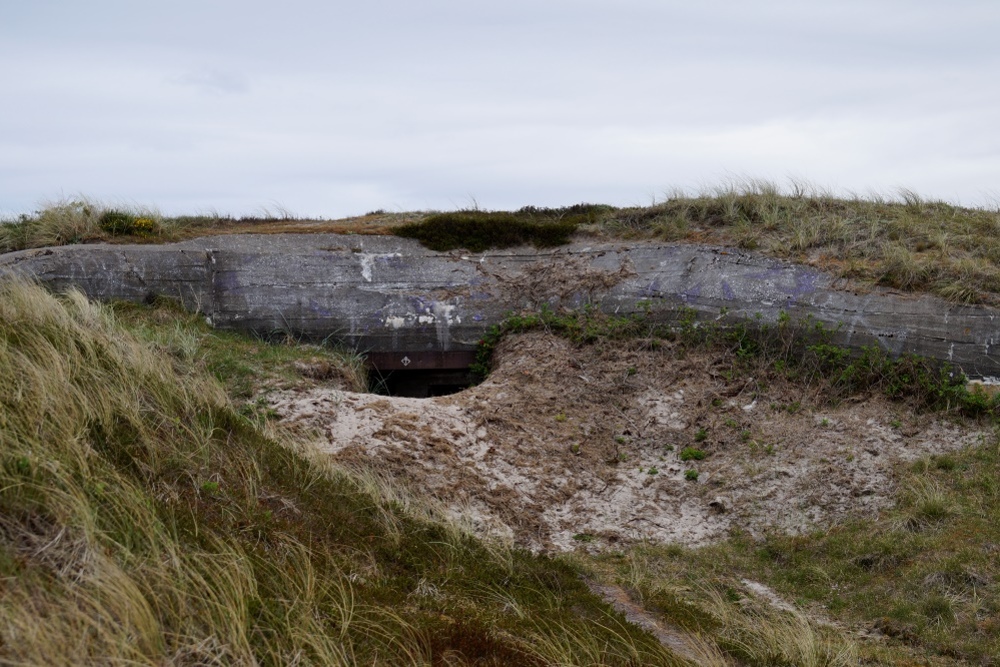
[
  {"left": 393, "top": 204, "right": 612, "bottom": 252},
  {"left": 599, "top": 179, "right": 1000, "bottom": 305},
  {"left": 0, "top": 280, "right": 689, "bottom": 665},
  {"left": 0, "top": 197, "right": 420, "bottom": 252},
  {"left": 7, "top": 180, "right": 1000, "bottom": 304}
]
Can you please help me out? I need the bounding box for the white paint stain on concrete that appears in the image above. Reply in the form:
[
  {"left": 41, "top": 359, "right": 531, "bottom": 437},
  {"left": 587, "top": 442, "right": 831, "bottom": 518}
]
[
  {"left": 433, "top": 302, "right": 461, "bottom": 325},
  {"left": 382, "top": 301, "right": 462, "bottom": 331},
  {"left": 359, "top": 253, "right": 401, "bottom": 282}
]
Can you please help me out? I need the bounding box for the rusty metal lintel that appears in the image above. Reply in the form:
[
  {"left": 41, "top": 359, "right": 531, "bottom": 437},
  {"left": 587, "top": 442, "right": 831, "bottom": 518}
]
[{"left": 366, "top": 350, "right": 477, "bottom": 371}]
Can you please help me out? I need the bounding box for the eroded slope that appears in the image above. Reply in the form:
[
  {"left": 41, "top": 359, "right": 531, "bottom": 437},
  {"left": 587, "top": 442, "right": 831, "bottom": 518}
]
[{"left": 271, "top": 332, "right": 985, "bottom": 552}]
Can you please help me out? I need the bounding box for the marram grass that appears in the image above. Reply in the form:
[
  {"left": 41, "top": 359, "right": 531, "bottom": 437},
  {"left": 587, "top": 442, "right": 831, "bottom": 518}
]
[{"left": 0, "top": 280, "right": 689, "bottom": 665}]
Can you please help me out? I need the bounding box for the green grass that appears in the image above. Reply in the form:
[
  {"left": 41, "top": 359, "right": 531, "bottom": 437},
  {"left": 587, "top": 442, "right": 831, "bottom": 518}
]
[
  {"left": 679, "top": 447, "right": 706, "bottom": 462},
  {"left": 587, "top": 433, "right": 1000, "bottom": 663},
  {"left": 109, "top": 295, "right": 369, "bottom": 401},
  {"left": 0, "top": 280, "right": 688, "bottom": 665}
]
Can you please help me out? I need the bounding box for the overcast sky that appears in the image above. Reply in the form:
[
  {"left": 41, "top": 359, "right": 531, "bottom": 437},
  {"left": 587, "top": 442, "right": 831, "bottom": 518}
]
[{"left": 2, "top": 0, "right": 999, "bottom": 218}]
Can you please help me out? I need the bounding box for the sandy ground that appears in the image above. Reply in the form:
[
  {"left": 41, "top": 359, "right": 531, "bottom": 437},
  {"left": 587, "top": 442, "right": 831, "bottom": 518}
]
[{"left": 269, "top": 333, "right": 987, "bottom": 552}]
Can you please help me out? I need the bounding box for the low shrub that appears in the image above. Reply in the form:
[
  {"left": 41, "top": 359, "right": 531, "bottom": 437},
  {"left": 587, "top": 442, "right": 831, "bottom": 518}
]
[
  {"left": 99, "top": 209, "right": 158, "bottom": 236},
  {"left": 394, "top": 204, "right": 608, "bottom": 251},
  {"left": 680, "top": 447, "right": 707, "bottom": 461}
]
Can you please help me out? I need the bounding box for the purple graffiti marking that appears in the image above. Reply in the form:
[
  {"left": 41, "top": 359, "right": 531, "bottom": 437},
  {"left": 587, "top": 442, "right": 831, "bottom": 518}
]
[
  {"left": 408, "top": 295, "right": 432, "bottom": 313},
  {"left": 745, "top": 267, "right": 787, "bottom": 283},
  {"left": 213, "top": 270, "right": 243, "bottom": 294},
  {"left": 378, "top": 255, "right": 407, "bottom": 270},
  {"left": 680, "top": 284, "right": 702, "bottom": 303},
  {"left": 307, "top": 299, "right": 334, "bottom": 317},
  {"left": 721, "top": 280, "right": 735, "bottom": 301},
  {"left": 793, "top": 270, "right": 819, "bottom": 300}
]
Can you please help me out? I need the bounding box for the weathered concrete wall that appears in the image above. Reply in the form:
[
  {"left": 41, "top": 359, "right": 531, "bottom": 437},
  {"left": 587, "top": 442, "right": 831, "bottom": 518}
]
[{"left": 3, "top": 234, "right": 999, "bottom": 378}]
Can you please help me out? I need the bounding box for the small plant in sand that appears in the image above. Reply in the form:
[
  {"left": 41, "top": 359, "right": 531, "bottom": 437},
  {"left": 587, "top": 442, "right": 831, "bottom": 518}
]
[{"left": 680, "top": 447, "right": 706, "bottom": 462}]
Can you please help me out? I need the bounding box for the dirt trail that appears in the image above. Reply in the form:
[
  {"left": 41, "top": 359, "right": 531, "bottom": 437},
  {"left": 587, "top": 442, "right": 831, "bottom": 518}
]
[
  {"left": 584, "top": 580, "right": 710, "bottom": 663},
  {"left": 269, "top": 332, "right": 986, "bottom": 553}
]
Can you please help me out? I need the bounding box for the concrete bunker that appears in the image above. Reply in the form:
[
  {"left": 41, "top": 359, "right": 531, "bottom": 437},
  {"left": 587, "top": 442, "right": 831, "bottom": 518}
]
[
  {"left": 365, "top": 350, "right": 476, "bottom": 398},
  {"left": 4, "top": 233, "right": 1000, "bottom": 382}
]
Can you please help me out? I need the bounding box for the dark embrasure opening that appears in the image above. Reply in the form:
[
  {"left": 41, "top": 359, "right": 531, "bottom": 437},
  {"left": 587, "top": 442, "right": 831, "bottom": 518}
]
[{"left": 365, "top": 351, "right": 476, "bottom": 398}]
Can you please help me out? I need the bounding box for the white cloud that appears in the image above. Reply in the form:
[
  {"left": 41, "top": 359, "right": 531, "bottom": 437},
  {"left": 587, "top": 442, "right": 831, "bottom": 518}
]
[
  {"left": 172, "top": 69, "right": 250, "bottom": 95},
  {"left": 1, "top": 0, "right": 999, "bottom": 217}
]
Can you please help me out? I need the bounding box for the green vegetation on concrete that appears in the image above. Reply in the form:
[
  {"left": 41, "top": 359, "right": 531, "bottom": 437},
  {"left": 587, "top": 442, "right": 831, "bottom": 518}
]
[
  {"left": 0, "top": 281, "right": 685, "bottom": 665},
  {"left": 393, "top": 204, "right": 610, "bottom": 252}
]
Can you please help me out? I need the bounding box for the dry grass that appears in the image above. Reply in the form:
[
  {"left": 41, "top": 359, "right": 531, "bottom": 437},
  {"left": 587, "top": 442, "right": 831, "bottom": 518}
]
[
  {"left": 599, "top": 179, "right": 1000, "bottom": 305},
  {"left": 0, "top": 197, "right": 165, "bottom": 248},
  {"left": 7, "top": 182, "right": 1000, "bottom": 304},
  {"left": 698, "top": 588, "right": 858, "bottom": 667},
  {"left": 0, "top": 198, "right": 422, "bottom": 252}
]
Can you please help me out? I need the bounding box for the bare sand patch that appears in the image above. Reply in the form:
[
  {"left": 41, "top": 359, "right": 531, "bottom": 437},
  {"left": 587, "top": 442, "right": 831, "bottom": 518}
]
[{"left": 269, "top": 333, "right": 986, "bottom": 552}]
